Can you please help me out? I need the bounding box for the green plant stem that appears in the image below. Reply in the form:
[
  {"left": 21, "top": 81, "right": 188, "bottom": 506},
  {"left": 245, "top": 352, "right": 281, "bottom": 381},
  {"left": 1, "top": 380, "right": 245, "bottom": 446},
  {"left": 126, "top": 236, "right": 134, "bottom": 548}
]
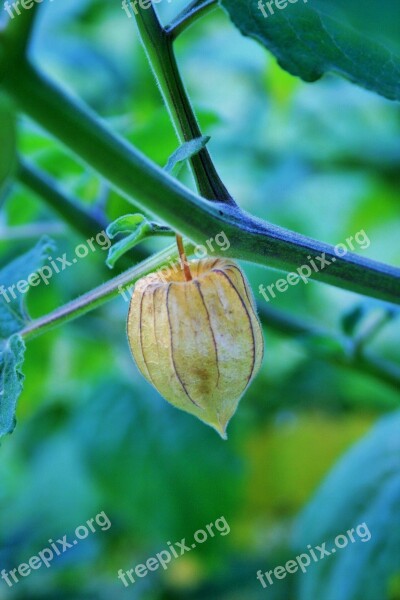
[
  {"left": 1, "top": 2, "right": 40, "bottom": 60},
  {"left": 132, "top": 2, "right": 234, "bottom": 204},
  {"left": 258, "top": 305, "right": 400, "bottom": 392},
  {"left": 19, "top": 242, "right": 181, "bottom": 341},
  {"left": 17, "top": 159, "right": 109, "bottom": 240},
  {"left": 17, "top": 158, "right": 148, "bottom": 269},
  {"left": 166, "top": 0, "right": 218, "bottom": 39},
  {"left": 2, "top": 61, "right": 400, "bottom": 304}
]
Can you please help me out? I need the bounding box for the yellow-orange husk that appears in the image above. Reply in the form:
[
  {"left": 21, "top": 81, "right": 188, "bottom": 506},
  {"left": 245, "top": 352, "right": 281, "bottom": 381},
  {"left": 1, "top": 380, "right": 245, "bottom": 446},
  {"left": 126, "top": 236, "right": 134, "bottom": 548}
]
[{"left": 127, "top": 257, "right": 264, "bottom": 438}]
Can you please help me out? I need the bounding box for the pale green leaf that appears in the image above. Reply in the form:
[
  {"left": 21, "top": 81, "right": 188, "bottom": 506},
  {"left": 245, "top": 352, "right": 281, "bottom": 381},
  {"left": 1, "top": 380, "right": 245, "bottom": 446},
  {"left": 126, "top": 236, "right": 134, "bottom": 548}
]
[
  {"left": 0, "top": 335, "right": 25, "bottom": 437},
  {"left": 106, "top": 214, "right": 172, "bottom": 268},
  {"left": 165, "top": 136, "right": 210, "bottom": 176},
  {"left": 0, "top": 237, "right": 55, "bottom": 438}
]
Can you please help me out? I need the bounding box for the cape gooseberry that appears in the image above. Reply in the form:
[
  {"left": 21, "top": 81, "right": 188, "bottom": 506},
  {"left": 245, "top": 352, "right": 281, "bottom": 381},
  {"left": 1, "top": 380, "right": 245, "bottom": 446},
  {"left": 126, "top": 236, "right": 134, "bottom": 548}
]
[{"left": 127, "top": 243, "right": 264, "bottom": 438}]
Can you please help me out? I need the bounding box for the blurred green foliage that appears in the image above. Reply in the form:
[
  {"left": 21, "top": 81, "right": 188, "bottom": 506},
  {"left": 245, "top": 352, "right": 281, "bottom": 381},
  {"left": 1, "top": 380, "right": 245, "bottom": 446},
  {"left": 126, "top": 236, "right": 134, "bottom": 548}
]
[
  {"left": 0, "top": 0, "right": 399, "bottom": 598},
  {"left": 294, "top": 412, "right": 400, "bottom": 600}
]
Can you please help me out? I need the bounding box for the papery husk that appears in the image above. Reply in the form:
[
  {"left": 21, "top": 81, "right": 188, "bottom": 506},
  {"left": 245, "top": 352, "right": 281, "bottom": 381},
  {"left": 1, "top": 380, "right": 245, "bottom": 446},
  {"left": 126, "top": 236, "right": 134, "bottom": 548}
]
[{"left": 127, "top": 257, "right": 264, "bottom": 438}]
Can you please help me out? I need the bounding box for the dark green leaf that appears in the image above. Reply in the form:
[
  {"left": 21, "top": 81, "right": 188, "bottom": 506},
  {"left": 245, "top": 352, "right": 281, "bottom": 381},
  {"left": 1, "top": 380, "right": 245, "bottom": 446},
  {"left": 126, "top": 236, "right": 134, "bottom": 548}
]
[
  {"left": 293, "top": 412, "right": 400, "bottom": 600},
  {"left": 220, "top": 0, "right": 400, "bottom": 100}
]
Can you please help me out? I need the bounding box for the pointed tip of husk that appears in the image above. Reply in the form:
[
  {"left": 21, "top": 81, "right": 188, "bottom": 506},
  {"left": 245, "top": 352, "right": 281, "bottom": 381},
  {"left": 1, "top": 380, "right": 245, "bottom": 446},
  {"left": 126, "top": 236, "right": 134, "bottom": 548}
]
[
  {"left": 212, "top": 418, "right": 229, "bottom": 440},
  {"left": 214, "top": 427, "right": 228, "bottom": 440}
]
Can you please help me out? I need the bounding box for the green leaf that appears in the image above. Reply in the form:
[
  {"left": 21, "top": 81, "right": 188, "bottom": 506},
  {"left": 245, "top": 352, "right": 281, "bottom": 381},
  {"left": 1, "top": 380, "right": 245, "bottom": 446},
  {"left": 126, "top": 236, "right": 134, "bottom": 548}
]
[
  {"left": 341, "top": 305, "right": 366, "bottom": 336},
  {"left": 0, "top": 237, "right": 55, "bottom": 438},
  {"left": 164, "top": 136, "right": 210, "bottom": 176},
  {"left": 0, "top": 94, "right": 17, "bottom": 195},
  {"left": 106, "top": 137, "right": 206, "bottom": 266},
  {"left": 0, "top": 335, "right": 25, "bottom": 436},
  {"left": 106, "top": 213, "right": 149, "bottom": 238},
  {"left": 106, "top": 214, "right": 172, "bottom": 268},
  {"left": 293, "top": 412, "right": 400, "bottom": 600},
  {"left": 0, "top": 236, "right": 56, "bottom": 339},
  {"left": 220, "top": 0, "right": 400, "bottom": 101}
]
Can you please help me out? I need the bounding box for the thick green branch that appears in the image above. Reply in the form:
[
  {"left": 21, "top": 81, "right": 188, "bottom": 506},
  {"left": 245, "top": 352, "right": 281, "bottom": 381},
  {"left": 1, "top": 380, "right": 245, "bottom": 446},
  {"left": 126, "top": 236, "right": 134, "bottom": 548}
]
[
  {"left": 2, "top": 61, "right": 400, "bottom": 304},
  {"left": 1, "top": 2, "right": 40, "bottom": 60},
  {"left": 132, "top": 1, "right": 234, "bottom": 204}
]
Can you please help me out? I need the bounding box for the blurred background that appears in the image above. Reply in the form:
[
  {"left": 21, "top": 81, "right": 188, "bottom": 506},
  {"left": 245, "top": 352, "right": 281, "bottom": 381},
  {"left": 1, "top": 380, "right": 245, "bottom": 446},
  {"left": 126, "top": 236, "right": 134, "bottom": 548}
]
[{"left": 0, "top": 0, "right": 399, "bottom": 598}]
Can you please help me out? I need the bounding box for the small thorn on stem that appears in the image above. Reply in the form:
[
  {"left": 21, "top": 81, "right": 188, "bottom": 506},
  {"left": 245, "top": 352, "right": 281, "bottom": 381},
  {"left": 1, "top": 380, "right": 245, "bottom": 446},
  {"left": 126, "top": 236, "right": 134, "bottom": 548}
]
[{"left": 176, "top": 234, "right": 192, "bottom": 281}]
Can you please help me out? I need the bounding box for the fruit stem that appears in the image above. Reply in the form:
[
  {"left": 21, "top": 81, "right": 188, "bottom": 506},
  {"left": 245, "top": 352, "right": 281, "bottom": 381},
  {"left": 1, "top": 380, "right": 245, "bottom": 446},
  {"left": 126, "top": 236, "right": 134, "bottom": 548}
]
[{"left": 176, "top": 234, "right": 192, "bottom": 281}]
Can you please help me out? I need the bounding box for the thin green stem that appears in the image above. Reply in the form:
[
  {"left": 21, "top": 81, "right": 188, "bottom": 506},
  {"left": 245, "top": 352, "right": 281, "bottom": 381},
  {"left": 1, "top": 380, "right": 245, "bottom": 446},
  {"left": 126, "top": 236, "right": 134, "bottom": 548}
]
[
  {"left": 2, "top": 61, "right": 399, "bottom": 304},
  {"left": 166, "top": 0, "right": 218, "bottom": 40},
  {"left": 17, "top": 159, "right": 148, "bottom": 268},
  {"left": 17, "top": 159, "right": 109, "bottom": 240},
  {"left": 132, "top": 1, "right": 235, "bottom": 204},
  {"left": 258, "top": 305, "right": 400, "bottom": 393},
  {"left": 0, "top": 222, "right": 66, "bottom": 240},
  {"left": 20, "top": 242, "right": 182, "bottom": 341}
]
